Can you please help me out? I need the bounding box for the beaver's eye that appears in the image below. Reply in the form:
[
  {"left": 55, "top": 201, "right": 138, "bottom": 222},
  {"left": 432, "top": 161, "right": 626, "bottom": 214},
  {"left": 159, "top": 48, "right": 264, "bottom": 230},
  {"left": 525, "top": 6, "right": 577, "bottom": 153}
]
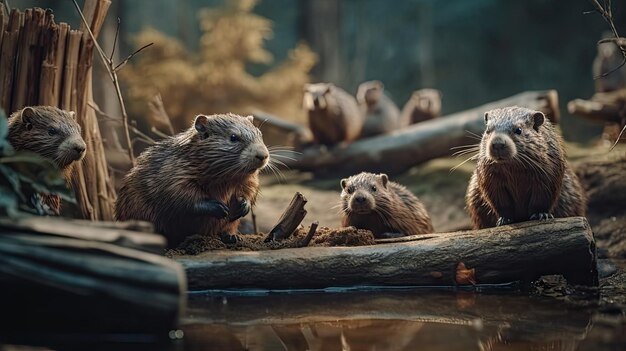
[
  {"left": 230, "top": 134, "right": 240, "bottom": 142},
  {"left": 513, "top": 127, "right": 522, "bottom": 135},
  {"left": 48, "top": 127, "right": 58, "bottom": 136},
  {"left": 371, "top": 185, "right": 377, "bottom": 192},
  {"left": 347, "top": 186, "right": 354, "bottom": 194}
]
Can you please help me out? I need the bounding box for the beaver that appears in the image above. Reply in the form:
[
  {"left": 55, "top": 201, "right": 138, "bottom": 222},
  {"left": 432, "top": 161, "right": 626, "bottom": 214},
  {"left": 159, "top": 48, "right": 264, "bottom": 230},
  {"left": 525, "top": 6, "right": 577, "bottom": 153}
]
[
  {"left": 7, "top": 106, "right": 86, "bottom": 214},
  {"left": 356, "top": 80, "right": 402, "bottom": 138},
  {"left": 400, "top": 88, "right": 442, "bottom": 125},
  {"left": 115, "top": 113, "right": 269, "bottom": 248},
  {"left": 340, "top": 172, "right": 433, "bottom": 238},
  {"left": 465, "top": 106, "right": 586, "bottom": 229},
  {"left": 303, "top": 83, "right": 363, "bottom": 146}
]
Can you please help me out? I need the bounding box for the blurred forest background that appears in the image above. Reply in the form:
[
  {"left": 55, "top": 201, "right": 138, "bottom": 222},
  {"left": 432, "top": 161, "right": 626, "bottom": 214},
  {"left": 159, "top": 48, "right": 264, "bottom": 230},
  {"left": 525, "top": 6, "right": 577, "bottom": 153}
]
[{"left": 11, "top": 0, "right": 626, "bottom": 142}]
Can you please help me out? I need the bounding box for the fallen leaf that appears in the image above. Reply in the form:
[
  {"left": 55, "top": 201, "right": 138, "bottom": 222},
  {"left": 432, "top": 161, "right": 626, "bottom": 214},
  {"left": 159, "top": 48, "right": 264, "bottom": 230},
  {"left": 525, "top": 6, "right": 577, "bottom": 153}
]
[{"left": 456, "top": 262, "right": 477, "bottom": 285}]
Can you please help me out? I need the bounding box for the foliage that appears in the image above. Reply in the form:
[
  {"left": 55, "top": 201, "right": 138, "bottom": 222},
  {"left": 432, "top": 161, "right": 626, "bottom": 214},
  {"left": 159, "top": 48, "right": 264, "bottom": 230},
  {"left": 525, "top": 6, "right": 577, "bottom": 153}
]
[
  {"left": 0, "top": 110, "right": 74, "bottom": 217},
  {"left": 120, "top": 0, "right": 318, "bottom": 132}
]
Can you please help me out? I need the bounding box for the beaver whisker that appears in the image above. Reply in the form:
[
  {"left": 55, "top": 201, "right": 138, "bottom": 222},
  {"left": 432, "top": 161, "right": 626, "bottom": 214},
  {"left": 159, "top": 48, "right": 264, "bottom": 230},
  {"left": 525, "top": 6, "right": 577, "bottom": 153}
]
[
  {"left": 452, "top": 148, "right": 479, "bottom": 157},
  {"left": 465, "top": 130, "right": 483, "bottom": 140},
  {"left": 450, "top": 154, "right": 478, "bottom": 173},
  {"left": 269, "top": 153, "right": 298, "bottom": 162},
  {"left": 269, "top": 158, "right": 290, "bottom": 169}
]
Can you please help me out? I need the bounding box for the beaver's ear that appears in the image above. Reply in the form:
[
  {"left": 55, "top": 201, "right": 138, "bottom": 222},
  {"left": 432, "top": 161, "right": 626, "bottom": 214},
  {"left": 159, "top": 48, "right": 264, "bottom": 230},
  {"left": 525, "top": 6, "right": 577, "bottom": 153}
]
[
  {"left": 484, "top": 112, "right": 489, "bottom": 125},
  {"left": 340, "top": 178, "right": 348, "bottom": 190},
  {"left": 194, "top": 115, "right": 210, "bottom": 137},
  {"left": 20, "top": 107, "right": 35, "bottom": 124},
  {"left": 373, "top": 80, "right": 384, "bottom": 91},
  {"left": 245, "top": 115, "right": 254, "bottom": 123},
  {"left": 532, "top": 111, "right": 545, "bottom": 131},
  {"left": 379, "top": 173, "right": 389, "bottom": 188}
]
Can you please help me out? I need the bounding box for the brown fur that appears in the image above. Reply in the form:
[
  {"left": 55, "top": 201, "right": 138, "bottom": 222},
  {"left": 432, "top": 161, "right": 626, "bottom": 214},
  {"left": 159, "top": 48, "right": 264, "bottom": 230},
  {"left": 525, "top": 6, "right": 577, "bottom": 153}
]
[
  {"left": 465, "top": 106, "right": 586, "bottom": 229},
  {"left": 303, "top": 83, "right": 363, "bottom": 146},
  {"left": 7, "top": 106, "right": 86, "bottom": 214},
  {"left": 400, "top": 89, "right": 441, "bottom": 125},
  {"left": 115, "top": 113, "right": 269, "bottom": 248},
  {"left": 356, "top": 80, "right": 402, "bottom": 138},
  {"left": 340, "top": 172, "right": 433, "bottom": 238}
]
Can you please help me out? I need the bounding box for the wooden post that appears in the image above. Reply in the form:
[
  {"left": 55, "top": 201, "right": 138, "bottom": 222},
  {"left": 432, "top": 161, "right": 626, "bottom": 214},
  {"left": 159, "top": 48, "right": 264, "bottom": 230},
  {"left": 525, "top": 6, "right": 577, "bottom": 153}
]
[{"left": 179, "top": 217, "right": 598, "bottom": 290}]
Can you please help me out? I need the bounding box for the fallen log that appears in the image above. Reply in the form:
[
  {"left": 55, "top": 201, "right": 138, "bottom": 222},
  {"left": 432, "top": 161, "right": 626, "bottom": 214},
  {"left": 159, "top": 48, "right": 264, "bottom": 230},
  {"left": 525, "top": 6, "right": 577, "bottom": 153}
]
[
  {"left": 179, "top": 217, "right": 597, "bottom": 290},
  {"left": 283, "top": 90, "right": 559, "bottom": 176},
  {"left": 0, "top": 216, "right": 186, "bottom": 335},
  {"left": 251, "top": 110, "right": 313, "bottom": 148},
  {"left": 567, "top": 89, "right": 626, "bottom": 124}
]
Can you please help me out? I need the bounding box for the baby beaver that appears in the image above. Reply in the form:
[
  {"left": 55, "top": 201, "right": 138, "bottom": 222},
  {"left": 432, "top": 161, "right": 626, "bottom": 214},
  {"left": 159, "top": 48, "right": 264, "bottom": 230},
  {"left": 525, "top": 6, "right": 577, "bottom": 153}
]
[{"left": 340, "top": 172, "right": 434, "bottom": 238}]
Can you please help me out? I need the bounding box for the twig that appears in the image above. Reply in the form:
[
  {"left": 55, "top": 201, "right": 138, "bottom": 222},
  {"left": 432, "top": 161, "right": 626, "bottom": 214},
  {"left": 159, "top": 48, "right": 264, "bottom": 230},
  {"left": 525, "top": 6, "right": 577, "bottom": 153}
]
[
  {"left": 588, "top": 0, "right": 626, "bottom": 150},
  {"left": 589, "top": 0, "right": 626, "bottom": 79},
  {"left": 71, "top": 0, "right": 153, "bottom": 166},
  {"left": 114, "top": 43, "right": 153, "bottom": 72},
  {"left": 299, "top": 221, "right": 318, "bottom": 247},
  {"left": 250, "top": 207, "right": 258, "bottom": 234},
  {"left": 110, "top": 17, "right": 120, "bottom": 62},
  {"left": 150, "top": 127, "right": 170, "bottom": 139}
]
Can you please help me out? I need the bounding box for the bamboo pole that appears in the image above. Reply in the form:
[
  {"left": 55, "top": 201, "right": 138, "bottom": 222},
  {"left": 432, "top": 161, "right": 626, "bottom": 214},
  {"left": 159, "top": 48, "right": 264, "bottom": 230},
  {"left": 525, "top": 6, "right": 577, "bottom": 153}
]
[
  {"left": 54, "top": 23, "right": 68, "bottom": 107},
  {"left": 38, "top": 21, "right": 59, "bottom": 105},
  {"left": 0, "top": 9, "right": 22, "bottom": 113}
]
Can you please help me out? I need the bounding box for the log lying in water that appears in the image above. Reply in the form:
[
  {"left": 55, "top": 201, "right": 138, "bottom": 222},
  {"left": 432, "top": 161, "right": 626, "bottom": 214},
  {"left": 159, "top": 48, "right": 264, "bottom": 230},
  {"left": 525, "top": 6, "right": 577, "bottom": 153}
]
[
  {"left": 179, "top": 217, "right": 598, "bottom": 290},
  {"left": 0, "top": 216, "right": 186, "bottom": 335},
  {"left": 283, "top": 90, "right": 559, "bottom": 176}
]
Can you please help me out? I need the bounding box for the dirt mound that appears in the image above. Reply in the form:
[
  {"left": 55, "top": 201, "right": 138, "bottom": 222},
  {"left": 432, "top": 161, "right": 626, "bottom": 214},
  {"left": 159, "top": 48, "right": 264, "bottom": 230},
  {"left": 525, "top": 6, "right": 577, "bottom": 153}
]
[{"left": 166, "top": 225, "right": 376, "bottom": 257}]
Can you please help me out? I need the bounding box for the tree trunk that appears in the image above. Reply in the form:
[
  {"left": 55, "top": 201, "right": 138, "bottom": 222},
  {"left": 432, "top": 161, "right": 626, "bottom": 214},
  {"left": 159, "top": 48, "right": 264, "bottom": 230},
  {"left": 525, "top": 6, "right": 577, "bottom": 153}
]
[
  {"left": 284, "top": 90, "right": 559, "bottom": 177},
  {"left": 179, "top": 217, "right": 597, "bottom": 290}
]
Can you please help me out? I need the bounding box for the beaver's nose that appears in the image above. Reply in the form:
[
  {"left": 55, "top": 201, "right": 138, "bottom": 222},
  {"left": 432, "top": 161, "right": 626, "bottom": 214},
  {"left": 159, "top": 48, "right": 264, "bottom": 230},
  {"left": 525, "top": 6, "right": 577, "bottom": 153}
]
[
  {"left": 74, "top": 145, "right": 86, "bottom": 155},
  {"left": 354, "top": 196, "right": 366, "bottom": 204},
  {"left": 255, "top": 152, "right": 268, "bottom": 161}
]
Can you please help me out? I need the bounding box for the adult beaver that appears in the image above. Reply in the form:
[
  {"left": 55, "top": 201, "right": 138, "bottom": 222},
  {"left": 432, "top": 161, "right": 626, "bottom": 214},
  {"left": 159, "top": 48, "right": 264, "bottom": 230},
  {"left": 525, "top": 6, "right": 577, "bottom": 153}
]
[
  {"left": 303, "top": 82, "right": 363, "bottom": 146},
  {"left": 7, "top": 106, "right": 86, "bottom": 214},
  {"left": 465, "top": 106, "right": 586, "bottom": 229},
  {"left": 340, "top": 172, "right": 433, "bottom": 238},
  {"left": 115, "top": 113, "right": 269, "bottom": 248}
]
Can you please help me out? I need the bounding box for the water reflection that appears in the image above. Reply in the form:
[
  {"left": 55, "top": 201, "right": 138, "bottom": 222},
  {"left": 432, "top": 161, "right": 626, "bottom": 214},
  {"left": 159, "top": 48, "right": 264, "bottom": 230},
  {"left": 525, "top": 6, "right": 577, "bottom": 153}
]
[{"left": 184, "top": 291, "right": 597, "bottom": 351}]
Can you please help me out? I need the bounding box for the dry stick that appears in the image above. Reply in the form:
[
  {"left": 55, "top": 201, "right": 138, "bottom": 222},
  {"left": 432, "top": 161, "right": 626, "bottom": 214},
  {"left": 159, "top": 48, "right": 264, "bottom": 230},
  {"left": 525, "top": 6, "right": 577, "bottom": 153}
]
[
  {"left": 299, "top": 221, "right": 319, "bottom": 247},
  {"left": 250, "top": 207, "right": 258, "bottom": 235},
  {"left": 589, "top": 0, "right": 626, "bottom": 149},
  {"left": 72, "top": 0, "right": 153, "bottom": 167},
  {"left": 264, "top": 192, "right": 308, "bottom": 242},
  {"left": 147, "top": 93, "right": 175, "bottom": 136}
]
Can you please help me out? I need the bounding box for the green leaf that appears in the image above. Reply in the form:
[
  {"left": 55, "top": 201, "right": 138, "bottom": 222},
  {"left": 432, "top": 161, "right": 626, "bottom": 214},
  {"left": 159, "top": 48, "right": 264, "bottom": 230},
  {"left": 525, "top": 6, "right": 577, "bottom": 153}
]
[
  {"left": 0, "top": 152, "right": 76, "bottom": 204},
  {"left": 0, "top": 185, "right": 19, "bottom": 217},
  {"left": 0, "top": 109, "right": 14, "bottom": 155}
]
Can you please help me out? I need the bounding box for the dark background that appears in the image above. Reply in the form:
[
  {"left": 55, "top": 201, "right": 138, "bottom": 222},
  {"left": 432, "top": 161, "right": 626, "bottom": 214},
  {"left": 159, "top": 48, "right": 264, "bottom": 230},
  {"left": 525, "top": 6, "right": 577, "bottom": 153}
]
[{"left": 13, "top": 0, "right": 626, "bottom": 142}]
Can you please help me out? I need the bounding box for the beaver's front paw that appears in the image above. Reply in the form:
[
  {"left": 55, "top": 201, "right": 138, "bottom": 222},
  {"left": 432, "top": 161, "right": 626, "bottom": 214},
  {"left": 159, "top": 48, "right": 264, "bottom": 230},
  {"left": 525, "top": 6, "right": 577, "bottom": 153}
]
[
  {"left": 220, "top": 232, "right": 241, "bottom": 244},
  {"left": 496, "top": 217, "right": 513, "bottom": 226},
  {"left": 195, "top": 199, "right": 229, "bottom": 218},
  {"left": 530, "top": 212, "right": 554, "bottom": 221},
  {"left": 229, "top": 198, "right": 250, "bottom": 222}
]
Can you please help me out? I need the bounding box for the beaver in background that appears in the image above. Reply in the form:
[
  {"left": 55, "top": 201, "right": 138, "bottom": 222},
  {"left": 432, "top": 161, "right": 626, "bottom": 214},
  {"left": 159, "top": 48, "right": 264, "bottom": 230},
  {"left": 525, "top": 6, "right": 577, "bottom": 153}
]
[
  {"left": 465, "top": 106, "right": 586, "bottom": 229},
  {"left": 400, "top": 88, "right": 442, "bottom": 125},
  {"left": 303, "top": 83, "right": 363, "bottom": 146},
  {"left": 340, "top": 172, "right": 433, "bottom": 238},
  {"left": 115, "top": 113, "right": 269, "bottom": 248},
  {"left": 356, "top": 80, "right": 403, "bottom": 138},
  {"left": 7, "top": 106, "right": 86, "bottom": 215}
]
